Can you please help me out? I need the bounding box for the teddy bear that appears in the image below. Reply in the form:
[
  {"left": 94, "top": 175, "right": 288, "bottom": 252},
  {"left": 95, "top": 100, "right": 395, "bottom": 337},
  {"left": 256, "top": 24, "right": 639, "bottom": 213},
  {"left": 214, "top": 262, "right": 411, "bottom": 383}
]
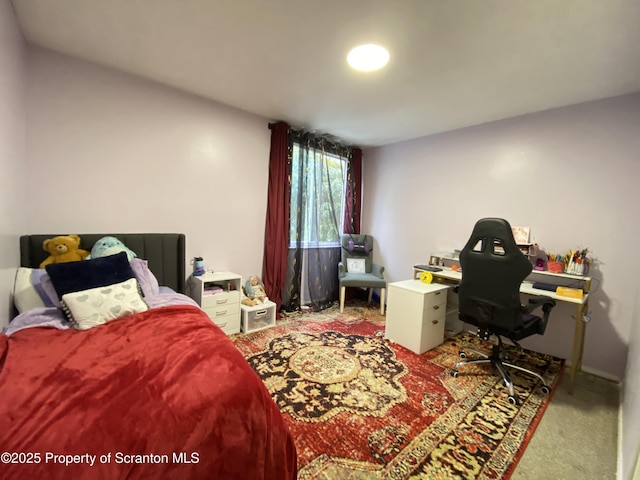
[
  {"left": 86, "top": 236, "right": 137, "bottom": 261},
  {"left": 39, "top": 234, "right": 90, "bottom": 268}
]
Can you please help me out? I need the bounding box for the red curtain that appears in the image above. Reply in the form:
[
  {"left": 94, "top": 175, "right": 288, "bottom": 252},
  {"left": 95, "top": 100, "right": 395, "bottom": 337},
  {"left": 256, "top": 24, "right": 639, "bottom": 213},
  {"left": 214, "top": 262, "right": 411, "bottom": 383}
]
[
  {"left": 262, "top": 122, "right": 290, "bottom": 313},
  {"left": 343, "top": 147, "right": 363, "bottom": 234}
]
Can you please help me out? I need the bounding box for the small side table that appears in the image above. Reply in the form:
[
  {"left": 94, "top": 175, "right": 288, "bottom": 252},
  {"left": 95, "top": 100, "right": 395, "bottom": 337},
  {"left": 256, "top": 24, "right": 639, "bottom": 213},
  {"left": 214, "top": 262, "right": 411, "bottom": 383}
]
[{"left": 240, "top": 300, "right": 277, "bottom": 333}]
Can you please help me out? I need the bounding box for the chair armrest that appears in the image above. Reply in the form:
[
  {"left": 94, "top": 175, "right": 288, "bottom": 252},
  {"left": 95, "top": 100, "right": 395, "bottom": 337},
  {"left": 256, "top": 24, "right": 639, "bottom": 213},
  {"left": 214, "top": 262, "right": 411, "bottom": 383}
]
[
  {"left": 524, "top": 296, "right": 556, "bottom": 315},
  {"left": 522, "top": 297, "right": 556, "bottom": 335},
  {"left": 524, "top": 296, "right": 556, "bottom": 335},
  {"left": 372, "top": 264, "right": 385, "bottom": 278},
  {"left": 338, "top": 262, "right": 346, "bottom": 278}
]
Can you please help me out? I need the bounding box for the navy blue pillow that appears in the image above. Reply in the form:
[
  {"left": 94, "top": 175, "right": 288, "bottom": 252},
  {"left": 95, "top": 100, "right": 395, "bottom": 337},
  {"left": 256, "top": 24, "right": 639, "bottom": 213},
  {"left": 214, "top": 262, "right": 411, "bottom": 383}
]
[{"left": 45, "top": 252, "right": 136, "bottom": 300}]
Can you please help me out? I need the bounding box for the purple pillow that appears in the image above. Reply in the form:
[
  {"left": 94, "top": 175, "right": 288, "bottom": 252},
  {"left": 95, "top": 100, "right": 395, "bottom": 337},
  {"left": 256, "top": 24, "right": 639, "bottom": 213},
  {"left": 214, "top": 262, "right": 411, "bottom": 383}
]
[
  {"left": 130, "top": 258, "right": 160, "bottom": 297},
  {"left": 40, "top": 272, "right": 61, "bottom": 308}
]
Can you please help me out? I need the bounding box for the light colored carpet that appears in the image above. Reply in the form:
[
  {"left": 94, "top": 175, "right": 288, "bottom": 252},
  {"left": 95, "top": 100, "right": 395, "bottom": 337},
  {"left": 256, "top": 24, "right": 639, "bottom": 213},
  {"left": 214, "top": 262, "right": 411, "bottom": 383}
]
[{"left": 512, "top": 370, "right": 620, "bottom": 479}]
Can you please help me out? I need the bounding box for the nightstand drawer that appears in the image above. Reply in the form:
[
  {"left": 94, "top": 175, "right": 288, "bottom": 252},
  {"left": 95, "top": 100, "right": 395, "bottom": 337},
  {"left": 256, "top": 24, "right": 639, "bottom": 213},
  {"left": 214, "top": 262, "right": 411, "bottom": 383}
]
[
  {"left": 203, "top": 305, "right": 241, "bottom": 334},
  {"left": 201, "top": 291, "right": 240, "bottom": 309},
  {"left": 203, "top": 302, "right": 239, "bottom": 319}
]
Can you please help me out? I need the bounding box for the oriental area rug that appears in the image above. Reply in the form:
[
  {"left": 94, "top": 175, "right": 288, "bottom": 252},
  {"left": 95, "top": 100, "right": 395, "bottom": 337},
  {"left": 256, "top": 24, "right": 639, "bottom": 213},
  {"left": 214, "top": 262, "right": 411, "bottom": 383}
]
[{"left": 232, "top": 302, "right": 564, "bottom": 479}]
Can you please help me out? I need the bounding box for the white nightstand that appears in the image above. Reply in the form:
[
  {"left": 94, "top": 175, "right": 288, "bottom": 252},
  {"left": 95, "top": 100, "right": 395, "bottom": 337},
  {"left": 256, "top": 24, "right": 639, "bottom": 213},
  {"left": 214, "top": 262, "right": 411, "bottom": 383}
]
[
  {"left": 385, "top": 279, "right": 449, "bottom": 354},
  {"left": 188, "top": 271, "right": 242, "bottom": 335}
]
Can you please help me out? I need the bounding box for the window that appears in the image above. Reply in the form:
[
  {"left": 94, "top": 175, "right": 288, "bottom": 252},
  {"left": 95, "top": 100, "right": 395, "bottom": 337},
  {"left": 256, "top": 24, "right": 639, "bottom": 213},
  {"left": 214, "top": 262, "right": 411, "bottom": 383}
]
[{"left": 289, "top": 142, "right": 348, "bottom": 248}]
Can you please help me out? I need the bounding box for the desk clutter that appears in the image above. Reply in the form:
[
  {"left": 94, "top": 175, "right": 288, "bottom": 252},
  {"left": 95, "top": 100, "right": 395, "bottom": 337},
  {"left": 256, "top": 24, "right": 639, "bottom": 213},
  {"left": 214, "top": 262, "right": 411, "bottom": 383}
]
[
  {"left": 420, "top": 243, "right": 592, "bottom": 302},
  {"left": 418, "top": 227, "right": 593, "bottom": 302},
  {"left": 428, "top": 247, "right": 591, "bottom": 278},
  {"left": 545, "top": 249, "right": 590, "bottom": 275}
]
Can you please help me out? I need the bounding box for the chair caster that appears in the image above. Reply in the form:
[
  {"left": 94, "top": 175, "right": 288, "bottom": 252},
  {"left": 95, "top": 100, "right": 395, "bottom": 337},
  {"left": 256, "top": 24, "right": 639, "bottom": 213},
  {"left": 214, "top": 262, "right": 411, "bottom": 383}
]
[
  {"left": 508, "top": 395, "right": 518, "bottom": 405},
  {"left": 450, "top": 369, "right": 459, "bottom": 378},
  {"left": 458, "top": 351, "right": 467, "bottom": 359},
  {"left": 541, "top": 385, "right": 551, "bottom": 395}
]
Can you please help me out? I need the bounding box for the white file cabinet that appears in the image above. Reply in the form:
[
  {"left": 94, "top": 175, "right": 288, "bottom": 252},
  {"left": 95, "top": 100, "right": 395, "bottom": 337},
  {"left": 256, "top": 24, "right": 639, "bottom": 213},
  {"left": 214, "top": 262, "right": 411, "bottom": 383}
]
[
  {"left": 385, "top": 280, "right": 449, "bottom": 354},
  {"left": 188, "top": 272, "right": 242, "bottom": 335}
]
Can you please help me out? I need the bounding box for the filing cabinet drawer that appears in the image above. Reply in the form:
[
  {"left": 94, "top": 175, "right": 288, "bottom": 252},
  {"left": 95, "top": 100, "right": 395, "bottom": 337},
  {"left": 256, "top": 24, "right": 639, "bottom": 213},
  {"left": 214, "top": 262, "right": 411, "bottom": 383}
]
[
  {"left": 419, "top": 312, "right": 446, "bottom": 352},
  {"left": 422, "top": 301, "right": 446, "bottom": 324},
  {"left": 423, "top": 289, "right": 447, "bottom": 310}
]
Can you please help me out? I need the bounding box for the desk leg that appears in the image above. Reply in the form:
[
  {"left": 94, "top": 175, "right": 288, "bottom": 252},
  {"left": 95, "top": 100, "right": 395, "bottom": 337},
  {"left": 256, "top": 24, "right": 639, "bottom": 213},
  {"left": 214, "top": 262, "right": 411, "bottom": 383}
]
[{"left": 569, "top": 301, "right": 587, "bottom": 394}]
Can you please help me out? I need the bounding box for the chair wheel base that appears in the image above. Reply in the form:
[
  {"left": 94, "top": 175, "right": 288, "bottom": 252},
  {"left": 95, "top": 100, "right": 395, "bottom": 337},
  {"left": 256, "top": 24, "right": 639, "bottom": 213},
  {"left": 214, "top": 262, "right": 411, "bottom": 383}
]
[
  {"left": 450, "top": 369, "right": 458, "bottom": 378},
  {"left": 541, "top": 385, "right": 551, "bottom": 394},
  {"left": 508, "top": 395, "right": 518, "bottom": 405}
]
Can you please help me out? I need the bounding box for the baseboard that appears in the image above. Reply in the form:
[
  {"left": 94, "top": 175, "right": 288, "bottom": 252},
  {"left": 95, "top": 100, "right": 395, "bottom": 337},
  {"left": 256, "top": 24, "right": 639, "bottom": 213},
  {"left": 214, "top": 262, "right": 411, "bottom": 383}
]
[
  {"left": 565, "top": 362, "right": 622, "bottom": 383},
  {"left": 618, "top": 402, "right": 623, "bottom": 480}
]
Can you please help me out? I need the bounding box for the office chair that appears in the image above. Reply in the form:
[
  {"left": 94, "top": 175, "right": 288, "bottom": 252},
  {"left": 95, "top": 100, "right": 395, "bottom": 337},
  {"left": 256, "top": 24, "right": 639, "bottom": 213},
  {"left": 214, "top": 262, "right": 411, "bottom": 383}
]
[
  {"left": 338, "top": 234, "right": 386, "bottom": 314},
  {"left": 450, "top": 218, "right": 556, "bottom": 405}
]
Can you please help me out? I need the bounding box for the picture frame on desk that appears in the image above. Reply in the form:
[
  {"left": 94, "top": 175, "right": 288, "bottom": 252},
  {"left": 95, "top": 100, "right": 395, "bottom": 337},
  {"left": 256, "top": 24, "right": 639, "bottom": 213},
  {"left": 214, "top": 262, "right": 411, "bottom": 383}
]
[{"left": 511, "top": 226, "right": 530, "bottom": 244}]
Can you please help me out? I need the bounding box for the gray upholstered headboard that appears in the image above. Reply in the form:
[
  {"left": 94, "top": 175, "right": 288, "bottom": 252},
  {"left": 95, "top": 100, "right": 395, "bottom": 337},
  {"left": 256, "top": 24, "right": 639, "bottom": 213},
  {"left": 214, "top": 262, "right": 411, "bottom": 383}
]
[{"left": 20, "top": 233, "right": 186, "bottom": 293}]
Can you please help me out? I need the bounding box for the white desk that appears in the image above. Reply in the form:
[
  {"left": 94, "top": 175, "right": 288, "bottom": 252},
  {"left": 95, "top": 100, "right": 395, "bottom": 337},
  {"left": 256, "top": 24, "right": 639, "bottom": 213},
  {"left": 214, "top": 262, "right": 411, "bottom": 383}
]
[{"left": 413, "top": 266, "right": 591, "bottom": 394}]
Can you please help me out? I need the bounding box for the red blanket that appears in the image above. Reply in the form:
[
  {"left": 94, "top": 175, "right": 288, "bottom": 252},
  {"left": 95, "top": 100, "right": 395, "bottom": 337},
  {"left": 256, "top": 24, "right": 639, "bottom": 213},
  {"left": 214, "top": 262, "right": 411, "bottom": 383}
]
[{"left": 0, "top": 305, "right": 297, "bottom": 479}]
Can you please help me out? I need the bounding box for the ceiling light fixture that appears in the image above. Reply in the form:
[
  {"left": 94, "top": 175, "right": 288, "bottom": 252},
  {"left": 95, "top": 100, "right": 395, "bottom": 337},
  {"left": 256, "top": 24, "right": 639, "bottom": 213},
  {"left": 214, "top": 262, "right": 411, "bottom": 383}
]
[{"left": 347, "top": 44, "right": 389, "bottom": 72}]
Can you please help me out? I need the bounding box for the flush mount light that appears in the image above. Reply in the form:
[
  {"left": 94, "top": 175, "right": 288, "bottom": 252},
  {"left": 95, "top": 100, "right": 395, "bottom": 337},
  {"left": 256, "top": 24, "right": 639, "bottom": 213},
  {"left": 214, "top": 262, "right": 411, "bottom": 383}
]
[{"left": 347, "top": 44, "right": 389, "bottom": 72}]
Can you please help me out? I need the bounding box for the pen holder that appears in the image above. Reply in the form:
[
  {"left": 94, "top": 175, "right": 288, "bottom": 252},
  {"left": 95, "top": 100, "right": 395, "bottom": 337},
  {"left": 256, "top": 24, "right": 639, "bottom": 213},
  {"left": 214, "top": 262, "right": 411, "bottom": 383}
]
[{"left": 547, "top": 261, "right": 564, "bottom": 273}]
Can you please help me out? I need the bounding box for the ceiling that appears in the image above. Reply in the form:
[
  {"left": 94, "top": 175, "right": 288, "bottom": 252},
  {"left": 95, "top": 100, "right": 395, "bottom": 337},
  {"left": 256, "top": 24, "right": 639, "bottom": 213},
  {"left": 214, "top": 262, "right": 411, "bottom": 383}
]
[{"left": 11, "top": 0, "right": 640, "bottom": 147}]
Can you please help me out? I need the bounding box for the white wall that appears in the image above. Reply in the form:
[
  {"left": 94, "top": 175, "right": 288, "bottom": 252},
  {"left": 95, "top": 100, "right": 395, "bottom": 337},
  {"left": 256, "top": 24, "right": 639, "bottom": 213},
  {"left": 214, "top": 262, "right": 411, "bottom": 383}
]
[
  {"left": 363, "top": 93, "right": 640, "bottom": 380},
  {"left": 25, "top": 47, "right": 272, "bottom": 287},
  {"left": 364, "top": 95, "right": 640, "bottom": 477},
  {"left": 623, "top": 283, "right": 640, "bottom": 480},
  {"left": 0, "top": 0, "right": 28, "bottom": 327}
]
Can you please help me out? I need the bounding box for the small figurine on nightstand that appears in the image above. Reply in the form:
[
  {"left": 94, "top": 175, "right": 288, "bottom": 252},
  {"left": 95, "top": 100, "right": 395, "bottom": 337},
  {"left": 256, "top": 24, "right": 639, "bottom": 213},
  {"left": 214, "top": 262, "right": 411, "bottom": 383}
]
[{"left": 242, "top": 275, "right": 268, "bottom": 306}]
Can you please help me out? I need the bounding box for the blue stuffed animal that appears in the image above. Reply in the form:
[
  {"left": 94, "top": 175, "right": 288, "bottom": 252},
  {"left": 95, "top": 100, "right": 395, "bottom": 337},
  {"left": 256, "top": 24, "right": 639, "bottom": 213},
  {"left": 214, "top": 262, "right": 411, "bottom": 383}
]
[{"left": 86, "top": 236, "right": 137, "bottom": 261}]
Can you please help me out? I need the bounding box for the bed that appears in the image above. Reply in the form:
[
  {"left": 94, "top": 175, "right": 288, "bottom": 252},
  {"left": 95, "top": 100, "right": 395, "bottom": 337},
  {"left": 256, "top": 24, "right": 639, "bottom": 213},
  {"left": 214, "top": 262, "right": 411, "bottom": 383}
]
[{"left": 0, "top": 233, "right": 297, "bottom": 480}]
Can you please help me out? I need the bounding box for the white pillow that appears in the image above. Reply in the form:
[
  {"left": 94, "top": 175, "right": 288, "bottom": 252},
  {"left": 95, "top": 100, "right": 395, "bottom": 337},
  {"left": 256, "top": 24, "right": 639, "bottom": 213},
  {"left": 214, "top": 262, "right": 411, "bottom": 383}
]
[
  {"left": 61, "top": 278, "right": 148, "bottom": 330},
  {"left": 13, "top": 268, "right": 56, "bottom": 313}
]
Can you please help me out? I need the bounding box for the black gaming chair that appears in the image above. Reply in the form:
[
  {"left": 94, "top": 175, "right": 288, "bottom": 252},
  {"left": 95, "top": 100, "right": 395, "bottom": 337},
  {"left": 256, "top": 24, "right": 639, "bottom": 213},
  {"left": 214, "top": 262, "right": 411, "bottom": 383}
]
[{"left": 450, "top": 218, "right": 556, "bottom": 405}]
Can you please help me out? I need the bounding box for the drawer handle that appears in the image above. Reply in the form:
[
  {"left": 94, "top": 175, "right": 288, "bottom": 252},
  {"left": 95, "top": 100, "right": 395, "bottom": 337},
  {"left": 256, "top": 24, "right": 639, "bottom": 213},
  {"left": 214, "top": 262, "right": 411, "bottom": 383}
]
[
  {"left": 432, "top": 319, "right": 439, "bottom": 325},
  {"left": 255, "top": 310, "right": 267, "bottom": 317},
  {"left": 215, "top": 321, "right": 228, "bottom": 328},
  {"left": 435, "top": 291, "right": 441, "bottom": 295},
  {"left": 433, "top": 305, "right": 440, "bottom": 310},
  {"left": 216, "top": 298, "right": 228, "bottom": 305},
  {"left": 216, "top": 310, "right": 228, "bottom": 316}
]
